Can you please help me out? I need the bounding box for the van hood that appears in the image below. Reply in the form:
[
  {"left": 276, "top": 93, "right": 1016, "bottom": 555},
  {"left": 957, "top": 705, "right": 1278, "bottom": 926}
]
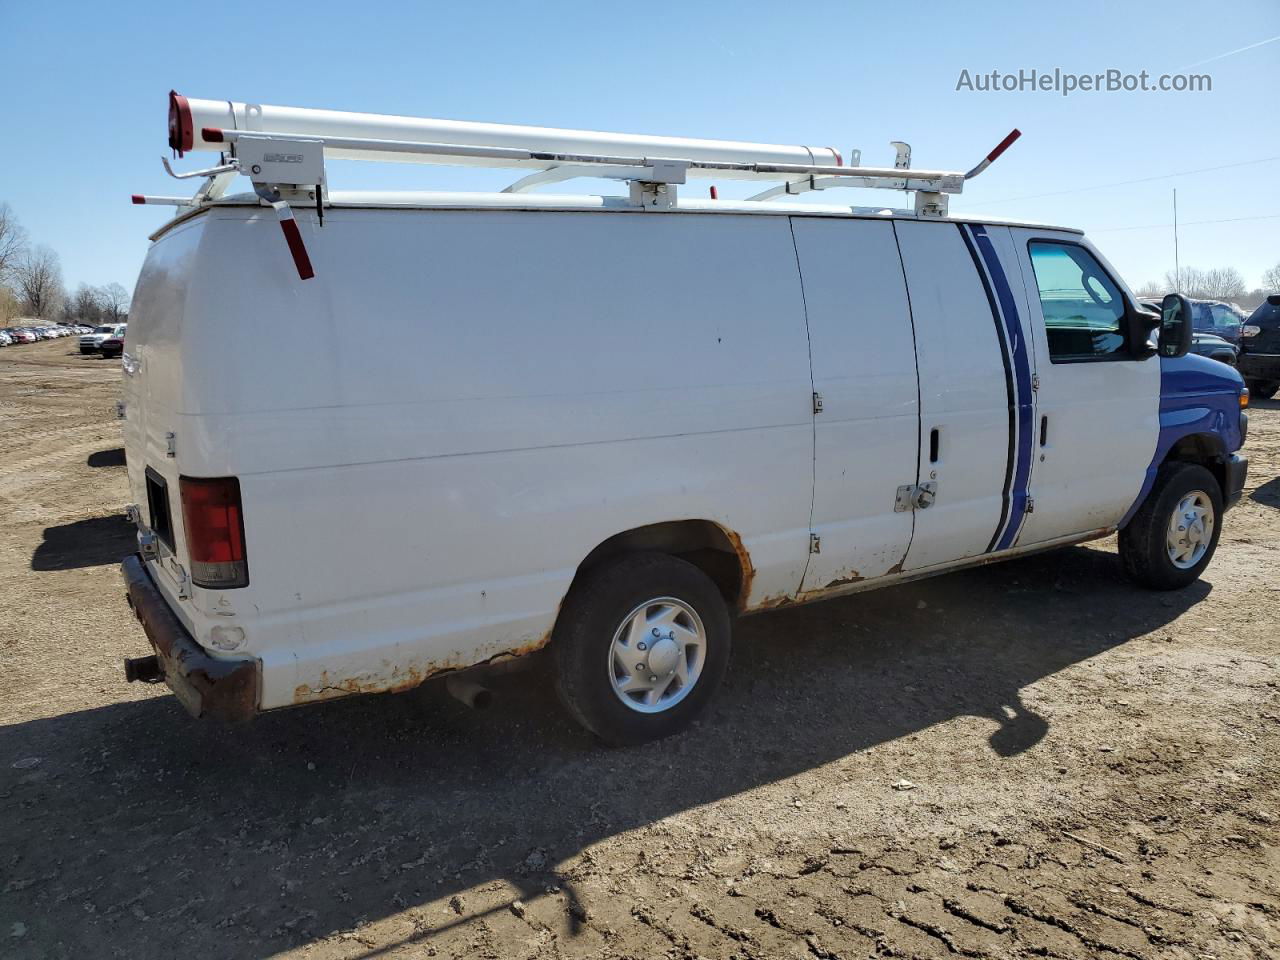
[{"left": 1160, "top": 350, "right": 1245, "bottom": 393}]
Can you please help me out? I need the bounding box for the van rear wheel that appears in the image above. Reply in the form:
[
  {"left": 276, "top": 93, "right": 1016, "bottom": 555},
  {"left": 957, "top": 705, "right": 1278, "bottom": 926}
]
[
  {"left": 552, "top": 552, "right": 731, "bottom": 746},
  {"left": 1119, "top": 462, "right": 1222, "bottom": 590}
]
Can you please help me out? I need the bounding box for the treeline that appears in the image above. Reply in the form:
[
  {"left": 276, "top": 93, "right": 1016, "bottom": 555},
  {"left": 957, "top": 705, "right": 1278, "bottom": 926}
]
[
  {"left": 0, "top": 203, "right": 130, "bottom": 325},
  {"left": 1135, "top": 264, "right": 1280, "bottom": 310}
]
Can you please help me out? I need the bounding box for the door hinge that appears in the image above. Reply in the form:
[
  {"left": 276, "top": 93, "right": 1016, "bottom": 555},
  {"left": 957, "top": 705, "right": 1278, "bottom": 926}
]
[
  {"left": 809, "top": 533, "right": 821, "bottom": 554},
  {"left": 165, "top": 432, "right": 176, "bottom": 458},
  {"left": 1031, "top": 373, "right": 1041, "bottom": 392},
  {"left": 1025, "top": 497, "right": 1035, "bottom": 514},
  {"left": 812, "top": 392, "right": 824, "bottom": 415}
]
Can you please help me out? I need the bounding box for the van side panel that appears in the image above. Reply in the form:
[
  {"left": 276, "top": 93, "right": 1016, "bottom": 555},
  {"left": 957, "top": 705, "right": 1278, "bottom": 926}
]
[{"left": 172, "top": 208, "right": 815, "bottom": 708}]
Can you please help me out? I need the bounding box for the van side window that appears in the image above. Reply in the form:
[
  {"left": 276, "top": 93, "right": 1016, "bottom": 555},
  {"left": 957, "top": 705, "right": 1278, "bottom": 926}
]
[{"left": 1027, "top": 242, "right": 1128, "bottom": 363}]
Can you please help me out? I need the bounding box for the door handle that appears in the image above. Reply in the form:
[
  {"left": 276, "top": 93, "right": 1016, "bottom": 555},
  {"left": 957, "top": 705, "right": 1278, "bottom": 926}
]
[
  {"left": 1039, "top": 415, "right": 1049, "bottom": 447},
  {"left": 929, "top": 427, "right": 940, "bottom": 463}
]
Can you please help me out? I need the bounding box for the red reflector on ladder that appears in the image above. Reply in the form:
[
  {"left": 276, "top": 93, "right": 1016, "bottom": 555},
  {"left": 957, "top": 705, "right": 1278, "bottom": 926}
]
[{"left": 273, "top": 207, "right": 315, "bottom": 280}]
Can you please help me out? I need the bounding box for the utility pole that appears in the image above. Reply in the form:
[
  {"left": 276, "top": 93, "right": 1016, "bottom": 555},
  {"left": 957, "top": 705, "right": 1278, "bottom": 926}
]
[{"left": 1173, "top": 188, "right": 1181, "bottom": 292}]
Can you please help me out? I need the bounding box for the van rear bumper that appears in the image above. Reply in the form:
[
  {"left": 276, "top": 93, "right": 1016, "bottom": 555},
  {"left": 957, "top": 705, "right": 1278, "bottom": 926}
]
[{"left": 121, "top": 555, "right": 259, "bottom": 722}]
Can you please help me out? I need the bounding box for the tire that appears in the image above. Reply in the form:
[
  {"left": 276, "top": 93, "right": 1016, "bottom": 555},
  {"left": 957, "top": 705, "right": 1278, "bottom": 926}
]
[
  {"left": 1119, "top": 462, "right": 1223, "bottom": 590},
  {"left": 1246, "top": 379, "right": 1278, "bottom": 400},
  {"left": 552, "top": 552, "right": 731, "bottom": 746}
]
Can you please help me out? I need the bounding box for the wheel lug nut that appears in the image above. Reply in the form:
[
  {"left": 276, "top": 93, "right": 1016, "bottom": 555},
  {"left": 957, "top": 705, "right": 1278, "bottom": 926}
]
[
  {"left": 649, "top": 675, "right": 658, "bottom": 683},
  {"left": 637, "top": 641, "right": 648, "bottom": 651},
  {"left": 651, "top": 628, "right": 660, "bottom": 637}
]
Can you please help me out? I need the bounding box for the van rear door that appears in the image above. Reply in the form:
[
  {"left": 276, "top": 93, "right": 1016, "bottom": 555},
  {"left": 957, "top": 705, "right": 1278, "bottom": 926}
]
[
  {"left": 792, "top": 217, "right": 919, "bottom": 592},
  {"left": 121, "top": 220, "right": 204, "bottom": 602}
]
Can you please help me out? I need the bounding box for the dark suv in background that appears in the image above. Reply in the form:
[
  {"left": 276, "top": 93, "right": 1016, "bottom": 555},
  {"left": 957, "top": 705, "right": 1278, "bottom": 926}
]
[{"left": 1240, "top": 294, "right": 1280, "bottom": 399}]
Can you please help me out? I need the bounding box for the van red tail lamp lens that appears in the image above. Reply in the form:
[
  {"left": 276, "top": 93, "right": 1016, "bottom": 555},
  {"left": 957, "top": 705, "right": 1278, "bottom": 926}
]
[{"left": 179, "top": 476, "right": 248, "bottom": 588}]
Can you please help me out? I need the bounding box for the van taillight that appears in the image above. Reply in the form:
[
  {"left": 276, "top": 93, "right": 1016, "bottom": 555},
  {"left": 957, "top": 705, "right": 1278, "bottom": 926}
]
[{"left": 179, "top": 476, "right": 248, "bottom": 588}]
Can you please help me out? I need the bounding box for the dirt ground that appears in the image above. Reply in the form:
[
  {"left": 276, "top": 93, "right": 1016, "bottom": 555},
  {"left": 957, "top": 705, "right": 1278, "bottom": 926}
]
[{"left": 1, "top": 336, "right": 1277, "bottom": 960}]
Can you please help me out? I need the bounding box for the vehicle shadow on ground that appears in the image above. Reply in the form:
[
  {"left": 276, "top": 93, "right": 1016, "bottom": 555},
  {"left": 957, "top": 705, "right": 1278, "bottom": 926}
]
[
  {"left": 30, "top": 514, "right": 135, "bottom": 571},
  {"left": 1251, "top": 476, "right": 1280, "bottom": 508},
  {"left": 0, "top": 544, "right": 1209, "bottom": 958},
  {"left": 86, "top": 447, "right": 126, "bottom": 468}
]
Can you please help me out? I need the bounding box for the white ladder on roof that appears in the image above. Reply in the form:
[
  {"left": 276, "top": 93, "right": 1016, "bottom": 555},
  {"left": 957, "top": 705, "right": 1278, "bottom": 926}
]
[{"left": 137, "top": 91, "right": 1020, "bottom": 278}]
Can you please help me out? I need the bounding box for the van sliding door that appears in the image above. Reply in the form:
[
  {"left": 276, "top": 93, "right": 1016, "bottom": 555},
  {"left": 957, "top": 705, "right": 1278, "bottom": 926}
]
[{"left": 792, "top": 217, "right": 919, "bottom": 593}]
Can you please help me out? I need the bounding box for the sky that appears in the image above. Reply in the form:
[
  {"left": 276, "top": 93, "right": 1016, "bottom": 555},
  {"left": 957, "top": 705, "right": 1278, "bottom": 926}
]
[{"left": 1, "top": 0, "right": 1277, "bottom": 299}]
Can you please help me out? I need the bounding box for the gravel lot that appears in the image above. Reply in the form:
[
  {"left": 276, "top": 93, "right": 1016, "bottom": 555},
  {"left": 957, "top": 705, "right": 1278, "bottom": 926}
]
[{"left": 2, "top": 337, "right": 1278, "bottom": 959}]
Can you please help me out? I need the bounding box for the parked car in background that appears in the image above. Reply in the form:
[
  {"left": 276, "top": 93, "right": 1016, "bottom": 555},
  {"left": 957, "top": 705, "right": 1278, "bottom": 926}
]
[
  {"left": 1191, "top": 331, "right": 1239, "bottom": 367},
  {"left": 8, "top": 328, "right": 37, "bottom": 344},
  {"left": 1239, "top": 294, "right": 1280, "bottom": 399},
  {"left": 0, "top": 330, "right": 11, "bottom": 347},
  {"left": 1140, "top": 299, "right": 1238, "bottom": 366},
  {"left": 81, "top": 324, "right": 127, "bottom": 354},
  {"left": 1142, "top": 297, "right": 1246, "bottom": 345},
  {"left": 100, "top": 330, "right": 126, "bottom": 359}
]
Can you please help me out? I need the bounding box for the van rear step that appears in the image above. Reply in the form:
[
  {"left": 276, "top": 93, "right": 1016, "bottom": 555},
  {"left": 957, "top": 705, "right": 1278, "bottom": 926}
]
[{"left": 123, "top": 655, "right": 163, "bottom": 683}]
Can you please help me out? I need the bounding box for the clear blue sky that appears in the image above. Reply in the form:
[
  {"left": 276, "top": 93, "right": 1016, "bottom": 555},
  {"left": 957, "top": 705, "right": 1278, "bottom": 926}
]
[{"left": 2, "top": 0, "right": 1277, "bottom": 297}]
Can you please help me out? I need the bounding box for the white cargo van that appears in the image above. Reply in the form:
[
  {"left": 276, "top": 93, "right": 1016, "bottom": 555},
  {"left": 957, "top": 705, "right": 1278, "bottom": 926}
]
[{"left": 120, "top": 94, "right": 1248, "bottom": 744}]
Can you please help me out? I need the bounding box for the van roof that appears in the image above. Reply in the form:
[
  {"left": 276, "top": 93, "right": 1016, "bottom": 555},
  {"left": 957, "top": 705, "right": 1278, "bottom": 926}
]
[{"left": 151, "top": 189, "right": 1084, "bottom": 241}]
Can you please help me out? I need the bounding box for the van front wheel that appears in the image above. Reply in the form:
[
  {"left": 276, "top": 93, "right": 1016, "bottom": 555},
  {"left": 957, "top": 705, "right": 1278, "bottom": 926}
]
[
  {"left": 1119, "top": 462, "right": 1222, "bottom": 590},
  {"left": 552, "top": 552, "right": 731, "bottom": 746}
]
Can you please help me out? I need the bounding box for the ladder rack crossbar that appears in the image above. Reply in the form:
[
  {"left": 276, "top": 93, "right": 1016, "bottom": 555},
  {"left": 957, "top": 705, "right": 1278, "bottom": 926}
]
[{"left": 206, "top": 126, "right": 972, "bottom": 191}]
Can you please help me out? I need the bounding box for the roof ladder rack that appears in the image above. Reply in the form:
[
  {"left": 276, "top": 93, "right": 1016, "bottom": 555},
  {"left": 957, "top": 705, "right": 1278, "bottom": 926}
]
[{"left": 138, "top": 91, "right": 1022, "bottom": 279}]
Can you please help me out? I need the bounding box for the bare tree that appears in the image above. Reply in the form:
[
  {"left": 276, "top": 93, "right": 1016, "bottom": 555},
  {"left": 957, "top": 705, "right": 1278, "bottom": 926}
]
[
  {"left": 98, "top": 282, "right": 131, "bottom": 323},
  {"left": 0, "top": 284, "right": 20, "bottom": 322},
  {"left": 12, "top": 245, "right": 64, "bottom": 319},
  {"left": 1200, "top": 267, "right": 1246, "bottom": 301},
  {"left": 1135, "top": 281, "right": 1166, "bottom": 298},
  {"left": 1165, "top": 266, "right": 1202, "bottom": 295},
  {"left": 1163, "top": 265, "right": 1246, "bottom": 301},
  {"left": 0, "top": 203, "right": 27, "bottom": 282},
  {"left": 1263, "top": 262, "right": 1280, "bottom": 292},
  {"left": 72, "top": 283, "right": 102, "bottom": 323}
]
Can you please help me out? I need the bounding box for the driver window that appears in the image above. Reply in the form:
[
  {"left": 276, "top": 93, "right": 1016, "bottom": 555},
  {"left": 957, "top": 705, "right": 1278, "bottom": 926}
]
[{"left": 1028, "top": 242, "right": 1128, "bottom": 363}]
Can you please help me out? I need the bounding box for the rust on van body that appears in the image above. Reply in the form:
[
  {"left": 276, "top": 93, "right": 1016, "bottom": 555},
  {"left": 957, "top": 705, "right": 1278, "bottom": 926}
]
[
  {"left": 291, "top": 615, "right": 560, "bottom": 706},
  {"left": 823, "top": 569, "right": 863, "bottom": 590},
  {"left": 722, "top": 526, "right": 757, "bottom": 612}
]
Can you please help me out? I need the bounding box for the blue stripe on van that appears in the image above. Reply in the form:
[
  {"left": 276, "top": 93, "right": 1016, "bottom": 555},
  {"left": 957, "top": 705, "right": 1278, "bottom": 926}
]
[
  {"left": 967, "top": 224, "right": 1035, "bottom": 551},
  {"left": 957, "top": 225, "right": 1015, "bottom": 551}
]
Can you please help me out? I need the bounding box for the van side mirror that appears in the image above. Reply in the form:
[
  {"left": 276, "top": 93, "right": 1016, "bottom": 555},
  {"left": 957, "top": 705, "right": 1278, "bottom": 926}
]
[
  {"left": 1126, "top": 300, "right": 1161, "bottom": 359},
  {"left": 1158, "top": 293, "right": 1193, "bottom": 358}
]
